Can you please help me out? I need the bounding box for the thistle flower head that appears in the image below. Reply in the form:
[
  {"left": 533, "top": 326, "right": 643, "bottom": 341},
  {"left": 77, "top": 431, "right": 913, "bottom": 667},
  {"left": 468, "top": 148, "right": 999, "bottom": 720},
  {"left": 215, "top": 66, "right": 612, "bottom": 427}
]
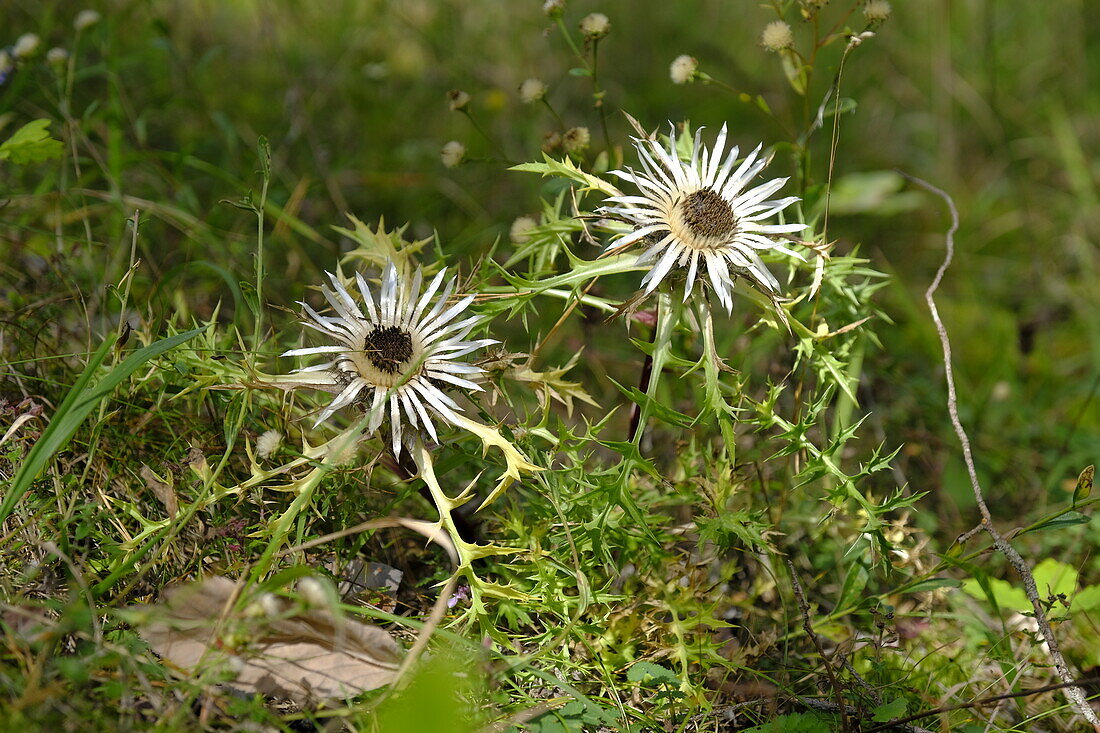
[
  {"left": 441, "top": 140, "right": 466, "bottom": 168},
  {"left": 669, "top": 54, "right": 698, "bottom": 85},
  {"left": 599, "top": 123, "right": 808, "bottom": 312},
  {"left": 281, "top": 263, "right": 496, "bottom": 455},
  {"left": 519, "top": 77, "right": 547, "bottom": 104},
  {"left": 761, "top": 21, "right": 793, "bottom": 52},
  {"left": 579, "top": 12, "right": 610, "bottom": 39}
]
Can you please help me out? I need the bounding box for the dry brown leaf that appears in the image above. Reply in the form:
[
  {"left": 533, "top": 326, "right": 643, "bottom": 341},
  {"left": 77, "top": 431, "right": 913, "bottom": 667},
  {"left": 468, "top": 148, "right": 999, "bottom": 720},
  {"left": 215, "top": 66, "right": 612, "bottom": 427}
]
[
  {"left": 137, "top": 575, "right": 402, "bottom": 702},
  {"left": 140, "top": 464, "right": 178, "bottom": 517},
  {"left": 1, "top": 604, "right": 55, "bottom": 644}
]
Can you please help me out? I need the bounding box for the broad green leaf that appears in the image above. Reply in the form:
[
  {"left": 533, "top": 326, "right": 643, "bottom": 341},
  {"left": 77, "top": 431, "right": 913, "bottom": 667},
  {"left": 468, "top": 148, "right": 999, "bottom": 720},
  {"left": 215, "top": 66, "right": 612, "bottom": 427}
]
[
  {"left": 961, "top": 561, "right": 1077, "bottom": 617},
  {"left": 374, "top": 655, "right": 468, "bottom": 733},
  {"left": 826, "top": 171, "right": 923, "bottom": 216},
  {"left": 961, "top": 577, "right": 1028, "bottom": 613},
  {"left": 1073, "top": 584, "right": 1100, "bottom": 611},
  {"left": 742, "top": 712, "right": 836, "bottom": 732},
  {"left": 1022, "top": 511, "right": 1091, "bottom": 535},
  {"left": 837, "top": 562, "right": 869, "bottom": 612},
  {"left": 0, "top": 119, "right": 64, "bottom": 164},
  {"left": 780, "top": 52, "right": 807, "bottom": 96},
  {"left": 1032, "top": 558, "right": 1077, "bottom": 601},
  {"left": 872, "top": 697, "right": 907, "bottom": 722},
  {"left": 904, "top": 577, "right": 961, "bottom": 594}
]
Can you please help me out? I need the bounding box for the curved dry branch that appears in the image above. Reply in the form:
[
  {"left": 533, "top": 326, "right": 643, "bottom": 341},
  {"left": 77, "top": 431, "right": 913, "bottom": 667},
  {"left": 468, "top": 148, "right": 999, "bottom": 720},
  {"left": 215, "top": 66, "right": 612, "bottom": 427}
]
[{"left": 904, "top": 171, "right": 1100, "bottom": 730}]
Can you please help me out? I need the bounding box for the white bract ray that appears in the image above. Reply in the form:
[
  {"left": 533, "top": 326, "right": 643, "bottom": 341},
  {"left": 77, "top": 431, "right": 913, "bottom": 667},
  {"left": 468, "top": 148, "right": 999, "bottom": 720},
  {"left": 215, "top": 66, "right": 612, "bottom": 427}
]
[
  {"left": 600, "top": 123, "right": 809, "bottom": 313},
  {"left": 282, "top": 262, "right": 495, "bottom": 455}
]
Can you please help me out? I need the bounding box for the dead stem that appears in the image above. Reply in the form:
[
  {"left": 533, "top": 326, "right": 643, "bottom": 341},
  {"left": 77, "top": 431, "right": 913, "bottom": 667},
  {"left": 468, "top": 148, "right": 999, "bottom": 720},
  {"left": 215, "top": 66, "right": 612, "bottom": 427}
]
[{"left": 903, "top": 171, "right": 1100, "bottom": 730}]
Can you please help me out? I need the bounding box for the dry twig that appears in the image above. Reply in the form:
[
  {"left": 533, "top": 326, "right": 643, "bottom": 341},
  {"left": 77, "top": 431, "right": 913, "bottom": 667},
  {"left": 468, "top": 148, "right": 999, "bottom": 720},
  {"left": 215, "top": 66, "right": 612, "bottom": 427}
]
[
  {"left": 903, "top": 171, "right": 1100, "bottom": 730},
  {"left": 787, "top": 560, "right": 850, "bottom": 732}
]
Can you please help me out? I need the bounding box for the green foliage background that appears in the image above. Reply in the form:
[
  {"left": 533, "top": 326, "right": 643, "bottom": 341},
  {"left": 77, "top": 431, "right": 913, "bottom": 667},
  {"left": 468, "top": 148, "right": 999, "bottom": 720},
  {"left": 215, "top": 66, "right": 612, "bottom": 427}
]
[{"left": 2, "top": 1, "right": 1100, "bottom": 731}]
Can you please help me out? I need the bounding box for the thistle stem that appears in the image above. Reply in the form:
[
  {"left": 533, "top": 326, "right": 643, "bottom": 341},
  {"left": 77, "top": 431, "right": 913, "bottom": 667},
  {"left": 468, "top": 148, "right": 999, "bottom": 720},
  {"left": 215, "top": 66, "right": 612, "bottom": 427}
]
[{"left": 632, "top": 291, "right": 680, "bottom": 445}]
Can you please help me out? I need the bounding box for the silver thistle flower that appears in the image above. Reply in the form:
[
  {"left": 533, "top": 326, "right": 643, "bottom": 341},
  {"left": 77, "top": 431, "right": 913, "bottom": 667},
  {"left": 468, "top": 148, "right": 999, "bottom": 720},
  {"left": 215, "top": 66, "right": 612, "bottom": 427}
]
[
  {"left": 282, "top": 263, "right": 495, "bottom": 454},
  {"left": 600, "top": 123, "right": 808, "bottom": 312}
]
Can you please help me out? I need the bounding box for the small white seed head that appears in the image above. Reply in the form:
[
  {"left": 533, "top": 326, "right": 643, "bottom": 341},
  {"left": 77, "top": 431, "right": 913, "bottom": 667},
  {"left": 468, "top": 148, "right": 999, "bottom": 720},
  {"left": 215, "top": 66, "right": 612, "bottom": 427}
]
[
  {"left": 297, "top": 577, "right": 331, "bottom": 607},
  {"left": 541, "top": 130, "right": 562, "bottom": 152},
  {"left": 13, "top": 33, "right": 41, "bottom": 59},
  {"left": 47, "top": 47, "right": 69, "bottom": 67},
  {"left": 447, "top": 89, "right": 470, "bottom": 111},
  {"left": 256, "top": 430, "right": 282, "bottom": 460},
  {"left": 542, "top": 0, "right": 566, "bottom": 19},
  {"left": 669, "top": 54, "right": 698, "bottom": 84},
  {"left": 579, "top": 12, "right": 610, "bottom": 39},
  {"left": 440, "top": 140, "right": 466, "bottom": 168},
  {"left": 863, "top": 0, "right": 892, "bottom": 21},
  {"left": 761, "top": 21, "right": 794, "bottom": 52},
  {"left": 510, "top": 216, "right": 538, "bottom": 244},
  {"left": 74, "top": 10, "right": 102, "bottom": 31},
  {"left": 562, "top": 126, "right": 590, "bottom": 154},
  {"left": 245, "top": 592, "right": 283, "bottom": 619},
  {"left": 519, "top": 77, "right": 547, "bottom": 104}
]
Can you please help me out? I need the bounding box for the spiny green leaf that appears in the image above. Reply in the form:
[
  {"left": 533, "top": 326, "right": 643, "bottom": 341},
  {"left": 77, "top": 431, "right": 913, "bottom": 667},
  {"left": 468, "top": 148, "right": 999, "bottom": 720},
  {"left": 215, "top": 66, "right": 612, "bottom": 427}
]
[
  {"left": 626, "top": 661, "right": 679, "bottom": 687},
  {"left": 608, "top": 377, "right": 694, "bottom": 429}
]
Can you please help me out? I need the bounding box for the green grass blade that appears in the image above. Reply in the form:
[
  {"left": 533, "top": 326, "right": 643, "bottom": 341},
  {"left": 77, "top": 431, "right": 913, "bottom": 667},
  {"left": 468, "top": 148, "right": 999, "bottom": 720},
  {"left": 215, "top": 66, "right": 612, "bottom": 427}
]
[{"left": 1, "top": 326, "right": 208, "bottom": 524}]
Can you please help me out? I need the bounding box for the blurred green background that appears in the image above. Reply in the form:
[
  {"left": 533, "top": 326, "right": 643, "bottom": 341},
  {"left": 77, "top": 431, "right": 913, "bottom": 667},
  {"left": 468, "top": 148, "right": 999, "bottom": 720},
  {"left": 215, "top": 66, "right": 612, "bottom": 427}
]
[{"left": 2, "top": 0, "right": 1098, "bottom": 536}]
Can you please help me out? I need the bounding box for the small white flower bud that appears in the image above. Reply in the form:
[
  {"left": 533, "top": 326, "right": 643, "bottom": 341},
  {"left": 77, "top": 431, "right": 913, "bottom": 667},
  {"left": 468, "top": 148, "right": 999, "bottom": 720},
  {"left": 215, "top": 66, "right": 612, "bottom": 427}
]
[
  {"left": 863, "top": 0, "right": 891, "bottom": 21},
  {"left": 13, "top": 34, "right": 41, "bottom": 60},
  {"left": 519, "top": 77, "right": 547, "bottom": 104},
  {"left": 245, "top": 592, "right": 283, "bottom": 619},
  {"left": 447, "top": 89, "right": 470, "bottom": 111},
  {"left": 761, "top": 21, "right": 793, "bottom": 52},
  {"left": 542, "top": 0, "right": 565, "bottom": 19},
  {"left": 297, "top": 577, "right": 331, "bottom": 607},
  {"left": 669, "top": 55, "right": 698, "bottom": 85},
  {"left": 541, "top": 130, "right": 562, "bottom": 152},
  {"left": 256, "top": 429, "right": 282, "bottom": 460},
  {"left": 510, "top": 216, "right": 538, "bottom": 244},
  {"left": 562, "top": 126, "right": 590, "bottom": 154},
  {"left": 579, "top": 12, "right": 610, "bottom": 39},
  {"left": 74, "top": 10, "right": 102, "bottom": 31},
  {"left": 440, "top": 140, "right": 466, "bottom": 168},
  {"left": 46, "top": 48, "right": 69, "bottom": 67},
  {"left": 847, "top": 30, "right": 875, "bottom": 49}
]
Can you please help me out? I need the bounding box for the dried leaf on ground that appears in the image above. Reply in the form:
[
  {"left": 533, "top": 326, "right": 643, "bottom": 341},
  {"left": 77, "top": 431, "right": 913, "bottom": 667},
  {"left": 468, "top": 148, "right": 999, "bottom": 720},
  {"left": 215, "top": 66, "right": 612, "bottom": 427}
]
[
  {"left": 140, "top": 464, "right": 178, "bottom": 517},
  {"left": 135, "top": 575, "right": 402, "bottom": 702}
]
